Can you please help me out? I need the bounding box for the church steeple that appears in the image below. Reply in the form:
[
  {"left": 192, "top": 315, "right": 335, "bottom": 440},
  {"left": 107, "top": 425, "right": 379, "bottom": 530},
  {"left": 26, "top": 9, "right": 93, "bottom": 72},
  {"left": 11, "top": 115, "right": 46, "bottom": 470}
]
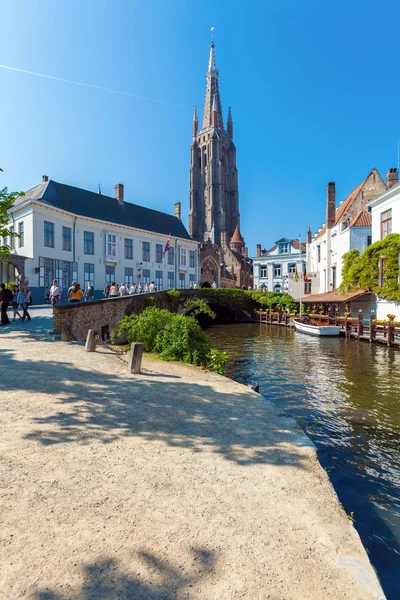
[
  {"left": 202, "top": 42, "right": 223, "bottom": 129},
  {"left": 192, "top": 105, "right": 198, "bottom": 137},
  {"left": 227, "top": 106, "right": 233, "bottom": 137}
]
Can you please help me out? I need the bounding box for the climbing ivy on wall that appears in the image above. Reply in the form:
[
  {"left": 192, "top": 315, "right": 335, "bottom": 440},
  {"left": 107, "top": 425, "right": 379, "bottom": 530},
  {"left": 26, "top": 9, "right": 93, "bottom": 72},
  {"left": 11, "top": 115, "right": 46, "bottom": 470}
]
[{"left": 340, "top": 233, "right": 400, "bottom": 301}]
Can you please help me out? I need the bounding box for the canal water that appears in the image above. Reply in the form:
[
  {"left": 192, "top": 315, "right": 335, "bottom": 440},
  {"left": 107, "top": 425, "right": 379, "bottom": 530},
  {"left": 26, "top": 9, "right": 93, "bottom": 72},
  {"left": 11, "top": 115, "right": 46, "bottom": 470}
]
[{"left": 208, "top": 323, "right": 400, "bottom": 600}]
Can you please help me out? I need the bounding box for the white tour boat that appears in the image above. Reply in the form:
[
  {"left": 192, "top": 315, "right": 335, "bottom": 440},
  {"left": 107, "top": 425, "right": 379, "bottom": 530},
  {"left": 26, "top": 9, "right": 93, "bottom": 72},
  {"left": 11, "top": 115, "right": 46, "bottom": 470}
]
[{"left": 293, "top": 318, "right": 341, "bottom": 337}]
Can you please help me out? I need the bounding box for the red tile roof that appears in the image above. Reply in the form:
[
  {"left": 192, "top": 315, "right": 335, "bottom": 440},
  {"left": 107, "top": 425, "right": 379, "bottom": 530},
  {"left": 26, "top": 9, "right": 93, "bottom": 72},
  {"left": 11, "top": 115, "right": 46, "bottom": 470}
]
[
  {"left": 230, "top": 225, "right": 244, "bottom": 243},
  {"left": 314, "top": 179, "right": 366, "bottom": 239},
  {"left": 304, "top": 290, "right": 371, "bottom": 303},
  {"left": 350, "top": 210, "right": 372, "bottom": 227}
]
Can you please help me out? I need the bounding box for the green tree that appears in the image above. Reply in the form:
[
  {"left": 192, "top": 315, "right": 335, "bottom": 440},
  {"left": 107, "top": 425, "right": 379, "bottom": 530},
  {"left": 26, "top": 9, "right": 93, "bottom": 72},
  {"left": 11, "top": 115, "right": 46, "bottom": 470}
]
[{"left": 0, "top": 169, "right": 24, "bottom": 259}]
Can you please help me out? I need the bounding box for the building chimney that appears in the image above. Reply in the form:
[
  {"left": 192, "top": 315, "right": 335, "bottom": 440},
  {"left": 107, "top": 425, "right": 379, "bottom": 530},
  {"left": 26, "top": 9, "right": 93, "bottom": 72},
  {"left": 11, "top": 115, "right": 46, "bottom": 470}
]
[
  {"left": 242, "top": 246, "right": 248, "bottom": 258},
  {"left": 256, "top": 243, "right": 261, "bottom": 257},
  {"left": 115, "top": 183, "right": 124, "bottom": 205},
  {"left": 307, "top": 227, "right": 312, "bottom": 244},
  {"left": 326, "top": 182, "right": 336, "bottom": 229},
  {"left": 42, "top": 175, "right": 48, "bottom": 183},
  {"left": 386, "top": 168, "right": 398, "bottom": 189},
  {"left": 174, "top": 202, "right": 181, "bottom": 221}
]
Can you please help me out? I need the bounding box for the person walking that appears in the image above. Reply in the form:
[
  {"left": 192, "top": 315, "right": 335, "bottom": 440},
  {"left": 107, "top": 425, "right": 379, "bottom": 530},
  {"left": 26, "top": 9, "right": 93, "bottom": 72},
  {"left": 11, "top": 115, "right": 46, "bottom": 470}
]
[
  {"left": 49, "top": 280, "right": 62, "bottom": 305},
  {"left": 84, "top": 281, "right": 94, "bottom": 301},
  {"left": 211, "top": 281, "right": 217, "bottom": 289},
  {"left": 104, "top": 282, "right": 111, "bottom": 298},
  {"left": 109, "top": 282, "right": 119, "bottom": 297},
  {"left": 138, "top": 281, "right": 143, "bottom": 294},
  {"left": 119, "top": 282, "right": 127, "bottom": 296},
  {"left": 68, "top": 283, "right": 84, "bottom": 303},
  {"left": 0, "top": 283, "right": 13, "bottom": 326},
  {"left": 67, "top": 281, "right": 77, "bottom": 301},
  {"left": 149, "top": 281, "right": 155, "bottom": 293},
  {"left": 12, "top": 285, "right": 23, "bottom": 322},
  {"left": 17, "top": 284, "right": 32, "bottom": 322},
  {"left": 129, "top": 283, "right": 136, "bottom": 295},
  {"left": 144, "top": 282, "right": 149, "bottom": 293}
]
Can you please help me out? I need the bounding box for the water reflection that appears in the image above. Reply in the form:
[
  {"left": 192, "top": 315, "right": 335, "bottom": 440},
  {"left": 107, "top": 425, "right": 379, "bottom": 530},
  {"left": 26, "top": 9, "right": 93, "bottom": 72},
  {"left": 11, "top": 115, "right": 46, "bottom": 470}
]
[{"left": 208, "top": 323, "right": 400, "bottom": 600}]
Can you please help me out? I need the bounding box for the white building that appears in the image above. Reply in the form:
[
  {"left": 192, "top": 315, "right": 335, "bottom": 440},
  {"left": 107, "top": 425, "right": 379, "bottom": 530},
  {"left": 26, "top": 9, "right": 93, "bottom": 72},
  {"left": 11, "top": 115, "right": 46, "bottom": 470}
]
[
  {"left": 1, "top": 176, "right": 199, "bottom": 301},
  {"left": 306, "top": 168, "right": 395, "bottom": 295},
  {"left": 252, "top": 238, "right": 306, "bottom": 300},
  {"left": 367, "top": 179, "right": 400, "bottom": 319}
]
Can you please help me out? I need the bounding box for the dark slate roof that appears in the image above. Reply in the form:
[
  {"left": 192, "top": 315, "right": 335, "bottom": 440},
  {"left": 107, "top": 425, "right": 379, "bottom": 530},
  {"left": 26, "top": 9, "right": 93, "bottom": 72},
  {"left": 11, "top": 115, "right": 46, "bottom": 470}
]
[{"left": 19, "top": 180, "right": 193, "bottom": 241}]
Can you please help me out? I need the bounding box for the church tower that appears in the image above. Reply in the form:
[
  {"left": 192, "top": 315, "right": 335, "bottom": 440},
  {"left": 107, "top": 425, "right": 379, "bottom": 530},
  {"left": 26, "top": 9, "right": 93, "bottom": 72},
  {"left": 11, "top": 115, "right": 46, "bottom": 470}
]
[{"left": 189, "top": 41, "right": 240, "bottom": 245}]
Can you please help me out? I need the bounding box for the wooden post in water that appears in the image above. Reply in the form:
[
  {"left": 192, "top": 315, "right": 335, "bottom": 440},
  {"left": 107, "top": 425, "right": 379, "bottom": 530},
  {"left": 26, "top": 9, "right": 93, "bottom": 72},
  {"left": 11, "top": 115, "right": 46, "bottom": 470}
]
[
  {"left": 369, "top": 313, "right": 376, "bottom": 343},
  {"left": 387, "top": 317, "right": 394, "bottom": 347},
  {"left": 358, "top": 311, "right": 363, "bottom": 339}
]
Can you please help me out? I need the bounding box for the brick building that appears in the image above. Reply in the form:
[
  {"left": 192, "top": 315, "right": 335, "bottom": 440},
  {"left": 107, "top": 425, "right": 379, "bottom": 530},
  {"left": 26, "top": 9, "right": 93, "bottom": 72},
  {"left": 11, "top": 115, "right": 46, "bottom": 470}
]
[{"left": 188, "top": 41, "right": 252, "bottom": 288}]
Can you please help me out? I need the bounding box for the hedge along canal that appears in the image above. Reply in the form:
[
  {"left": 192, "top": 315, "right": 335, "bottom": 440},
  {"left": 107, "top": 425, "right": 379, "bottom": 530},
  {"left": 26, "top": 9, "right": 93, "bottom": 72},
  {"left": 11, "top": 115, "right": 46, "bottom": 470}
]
[{"left": 207, "top": 322, "right": 400, "bottom": 600}]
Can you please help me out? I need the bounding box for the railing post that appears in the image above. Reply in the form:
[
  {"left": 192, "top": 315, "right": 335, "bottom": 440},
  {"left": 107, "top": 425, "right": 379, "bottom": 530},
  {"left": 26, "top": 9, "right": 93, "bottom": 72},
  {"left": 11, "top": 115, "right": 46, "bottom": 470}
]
[{"left": 387, "top": 316, "right": 394, "bottom": 346}]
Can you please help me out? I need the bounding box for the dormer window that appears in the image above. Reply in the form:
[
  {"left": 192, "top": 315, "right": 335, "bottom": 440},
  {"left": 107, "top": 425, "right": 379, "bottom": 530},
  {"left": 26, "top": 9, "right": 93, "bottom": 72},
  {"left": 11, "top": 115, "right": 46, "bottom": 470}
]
[{"left": 279, "top": 243, "right": 289, "bottom": 254}]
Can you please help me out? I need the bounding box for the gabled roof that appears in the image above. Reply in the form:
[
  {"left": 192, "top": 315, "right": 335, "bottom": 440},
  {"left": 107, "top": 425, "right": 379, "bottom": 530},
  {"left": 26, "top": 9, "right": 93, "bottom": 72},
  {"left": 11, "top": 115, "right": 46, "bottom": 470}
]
[
  {"left": 314, "top": 179, "right": 367, "bottom": 240},
  {"left": 350, "top": 210, "right": 372, "bottom": 227},
  {"left": 15, "top": 180, "right": 193, "bottom": 241}
]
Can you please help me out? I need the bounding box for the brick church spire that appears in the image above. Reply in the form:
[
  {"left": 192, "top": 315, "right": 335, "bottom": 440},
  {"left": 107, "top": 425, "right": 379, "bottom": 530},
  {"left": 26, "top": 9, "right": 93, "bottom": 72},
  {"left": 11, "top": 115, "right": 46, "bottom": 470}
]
[{"left": 202, "top": 42, "right": 223, "bottom": 129}]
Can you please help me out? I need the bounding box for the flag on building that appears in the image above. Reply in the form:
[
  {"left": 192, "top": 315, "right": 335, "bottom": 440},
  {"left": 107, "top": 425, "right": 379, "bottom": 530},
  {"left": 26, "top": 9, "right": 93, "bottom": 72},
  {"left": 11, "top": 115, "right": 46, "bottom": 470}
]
[
  {"left": 163, "top": 237, "right": 170, "bottom": 257},
  {"left": 303, "top": 268, "right": 309, "bottom": 283},
  {"left": 295, "top": 266, "right": 299, "bottom": 282}
]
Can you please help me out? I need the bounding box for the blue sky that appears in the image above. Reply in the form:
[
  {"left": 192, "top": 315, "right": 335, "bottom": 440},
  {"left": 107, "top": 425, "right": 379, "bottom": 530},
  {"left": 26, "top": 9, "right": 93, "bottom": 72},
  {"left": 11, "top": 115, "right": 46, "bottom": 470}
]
[{"left": 1, "top": 0, "right": 400, "bottom": 255}]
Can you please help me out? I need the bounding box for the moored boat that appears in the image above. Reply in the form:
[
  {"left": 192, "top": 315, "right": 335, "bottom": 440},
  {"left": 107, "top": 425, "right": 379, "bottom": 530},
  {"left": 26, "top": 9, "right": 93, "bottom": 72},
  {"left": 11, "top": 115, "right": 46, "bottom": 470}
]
[{"left": 293, "top": 317, "right": 341, "bottom": 337}]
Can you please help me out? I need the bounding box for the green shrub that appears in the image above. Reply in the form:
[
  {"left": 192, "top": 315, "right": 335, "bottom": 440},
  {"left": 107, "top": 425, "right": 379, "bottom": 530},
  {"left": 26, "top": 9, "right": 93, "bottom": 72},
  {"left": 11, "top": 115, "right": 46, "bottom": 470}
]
[
  {"left": 183, "top": 298, "right": 216, "bottom": 319},
  {"left": 112, "top": 307, "right": 230, "bottom": 374},
  {"left": 206, "top": 348, "right": 230, "bottom": 375},
  {"left": 5, "top": 281, "right": 17, "bottom": 292},
  {"left": 160, "top": 314, "right": 211, "bottom": 365},
  {"left": 111, "top": 307, "right": 174, "bottom": 352}
]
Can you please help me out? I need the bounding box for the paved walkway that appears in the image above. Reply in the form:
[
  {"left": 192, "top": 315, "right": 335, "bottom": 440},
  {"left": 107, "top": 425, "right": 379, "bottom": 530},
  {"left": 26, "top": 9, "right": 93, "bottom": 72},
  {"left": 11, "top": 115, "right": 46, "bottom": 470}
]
[{"left": 0, "top": 319, "right": 385, "bottom": 599}]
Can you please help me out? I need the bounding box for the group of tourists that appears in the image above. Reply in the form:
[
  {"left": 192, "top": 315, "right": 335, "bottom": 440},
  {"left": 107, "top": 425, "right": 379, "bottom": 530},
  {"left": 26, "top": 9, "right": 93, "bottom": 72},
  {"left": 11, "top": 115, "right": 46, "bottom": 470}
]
[
  {"left": 0, "top": 282, "right": 32, "bottom": 327},
  {"left": 104, "top": 281, "right": 156, "bottom": 298},
  {"left": 47, "top": 280, "right": 95, "bottom": 304}
]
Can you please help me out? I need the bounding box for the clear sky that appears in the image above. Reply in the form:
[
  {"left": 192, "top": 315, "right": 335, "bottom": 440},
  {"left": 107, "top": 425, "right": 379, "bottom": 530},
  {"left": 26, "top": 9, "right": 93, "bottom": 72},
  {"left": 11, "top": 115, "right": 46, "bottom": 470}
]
[{"left": 1, "top": 0, "right": 400, "bottom": 256}]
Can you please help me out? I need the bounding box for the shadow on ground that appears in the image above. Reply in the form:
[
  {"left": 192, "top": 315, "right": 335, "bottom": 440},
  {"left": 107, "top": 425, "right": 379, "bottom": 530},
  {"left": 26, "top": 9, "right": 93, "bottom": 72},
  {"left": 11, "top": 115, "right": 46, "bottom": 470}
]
[
  {"left": 0, "top": 347, "right": 307, "bottom": 467},
  {"left": 36, "top": 547, "right": 216, "bottom": 599}
]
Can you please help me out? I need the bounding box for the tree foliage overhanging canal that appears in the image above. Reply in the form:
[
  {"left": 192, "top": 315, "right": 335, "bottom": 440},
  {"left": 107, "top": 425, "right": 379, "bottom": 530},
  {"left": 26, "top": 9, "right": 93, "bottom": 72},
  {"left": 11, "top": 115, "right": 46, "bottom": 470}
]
[{"left": 112, "top": 288, "right": 296, "bottom": 374}]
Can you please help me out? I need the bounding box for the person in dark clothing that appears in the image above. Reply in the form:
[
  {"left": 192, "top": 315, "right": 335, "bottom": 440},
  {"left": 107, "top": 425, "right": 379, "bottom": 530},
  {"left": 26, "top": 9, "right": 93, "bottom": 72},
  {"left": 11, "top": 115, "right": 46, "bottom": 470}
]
[{"left": 0, "top": 283, "right": 13, "bottom": 326}]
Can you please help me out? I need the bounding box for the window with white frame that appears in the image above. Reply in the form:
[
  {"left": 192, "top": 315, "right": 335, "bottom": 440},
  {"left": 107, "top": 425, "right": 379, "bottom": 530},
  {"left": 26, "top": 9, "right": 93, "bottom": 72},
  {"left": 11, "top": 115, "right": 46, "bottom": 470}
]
[
  {"left": 142, "top": 241, "right": 150, "bottom": 262},
  {"left": 179, "top": 272, "right": 185, "bottom": 289},
  {"left": 274, "top": 264, "right": 281, "bottom": 278},
  {"left": 189, "top": 274, "right": 196, "bottom": 286},
  {"left": 260, "top": 265, "right": 267, "bottom": 278},
  {"left": 288, "top": 263, "right": 296, "bottom": 274},
  {"left": 189, "top": 250, "right": 195, "bottom": 268},
  {"left": 62, "top": 226, "right": 72, "bottom": 252},
  {"left": 142, "top": 268, "right": 150, "bottom": 284},
  {"left": 106, "top": 233, "right": 117, "bottom": 257},
  {"left": 18, "top": 222, "right": 24, "bottom": 248},
  {"left": 125, "top": 267, "right": 133, "bottom": 285},
  {"left": 10, "top": 226, "right": 14, "bottom": 250},
  {"left": 44, "top": 221, "right": 54, "bottom": 248},
  {"left": 155, "top": 270, "right": 163, "bottom": 290},
  {"left": 124, "top": 238, "right": 133, "bottom": 260},
  {"left": 179, "top": 247, "right": 187, "bottom": 266},
  {"left": 105, "top": 265, "right": 115, "bottom": 284},
  {"left": 279, "top": 243, "right": 289, "bottom": 254},
  {"left": 168, "top": 247, "right": 175, "bottom": 265},
  {"left": 168, "top": 272, "right": 175, "bottom": 289},
  {"left": 84, "top": 231, "right": 94, "bottom": 255},
  {"left": 156, "top": 244, "right": 163, "bottom": 263}
]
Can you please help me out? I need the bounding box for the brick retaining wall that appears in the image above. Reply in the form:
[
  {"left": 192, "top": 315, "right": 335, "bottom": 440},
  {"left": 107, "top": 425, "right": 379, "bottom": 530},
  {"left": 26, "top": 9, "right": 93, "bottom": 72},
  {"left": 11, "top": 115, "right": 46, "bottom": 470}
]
[{"left": 53, "top": 290, "right": 197, "bottom": 341}]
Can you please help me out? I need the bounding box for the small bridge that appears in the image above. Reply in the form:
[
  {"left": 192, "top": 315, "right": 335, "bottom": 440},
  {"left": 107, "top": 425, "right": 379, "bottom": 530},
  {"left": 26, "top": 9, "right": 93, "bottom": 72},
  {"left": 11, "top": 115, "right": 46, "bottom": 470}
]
[{"left": 53, "top": 289, "right": 259, "bottom": 341}]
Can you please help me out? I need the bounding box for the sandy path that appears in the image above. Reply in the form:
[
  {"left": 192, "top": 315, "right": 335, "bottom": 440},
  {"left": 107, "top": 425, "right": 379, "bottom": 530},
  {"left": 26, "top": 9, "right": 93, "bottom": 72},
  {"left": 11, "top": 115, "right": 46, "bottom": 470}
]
[{"left": 0, "top": 325, "right": 385, "bottom": 599}]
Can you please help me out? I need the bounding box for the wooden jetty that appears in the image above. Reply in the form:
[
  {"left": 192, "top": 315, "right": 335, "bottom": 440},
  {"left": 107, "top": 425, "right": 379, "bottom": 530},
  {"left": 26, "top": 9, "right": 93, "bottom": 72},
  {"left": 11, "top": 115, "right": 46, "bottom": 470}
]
[{"left": 257, "top": 309, "right": 400, "bottom": 348}]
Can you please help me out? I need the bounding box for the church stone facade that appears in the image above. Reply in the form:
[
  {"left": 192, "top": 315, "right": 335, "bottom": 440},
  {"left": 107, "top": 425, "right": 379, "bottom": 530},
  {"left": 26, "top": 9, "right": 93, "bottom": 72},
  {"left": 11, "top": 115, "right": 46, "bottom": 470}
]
[{"left": 189, "top": 42, "right": 252, "bottom": 288}]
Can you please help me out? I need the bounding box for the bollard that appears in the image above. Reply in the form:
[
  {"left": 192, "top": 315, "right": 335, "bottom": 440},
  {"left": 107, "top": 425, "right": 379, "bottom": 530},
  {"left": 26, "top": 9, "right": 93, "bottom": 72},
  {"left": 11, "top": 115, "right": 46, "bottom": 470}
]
[
  {"left": 128, "top": 342, "right": 144, "bottom": 374},
  {"left": 85, "top": 329, "right": 97, "bottom": 352},
  {"left": 62, "top": 323, "right": 72, "bottom": 341}
]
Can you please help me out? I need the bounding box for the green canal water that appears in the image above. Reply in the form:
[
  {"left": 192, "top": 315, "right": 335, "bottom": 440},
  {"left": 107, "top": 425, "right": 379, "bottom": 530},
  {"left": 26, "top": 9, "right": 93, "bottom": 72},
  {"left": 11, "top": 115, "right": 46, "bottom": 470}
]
[{"left": 208, "top": 323, "right": 400, "bottom": 600}]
